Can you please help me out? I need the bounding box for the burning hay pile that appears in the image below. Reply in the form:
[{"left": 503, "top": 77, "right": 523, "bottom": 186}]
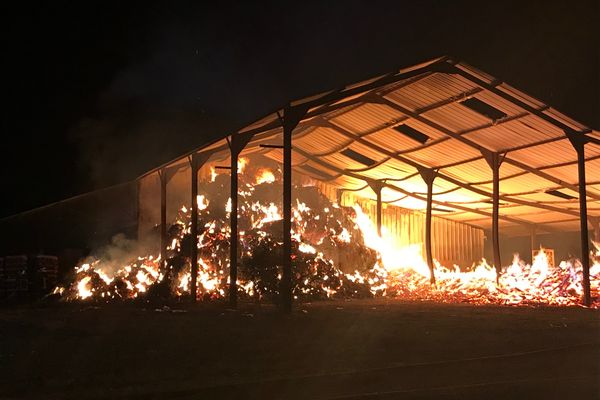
[
  {"left": 54, "top": 160, "right": 600, "bottom": 308},
  {"left": 56, "top": 161, "right": 384, "bottom": 303}
]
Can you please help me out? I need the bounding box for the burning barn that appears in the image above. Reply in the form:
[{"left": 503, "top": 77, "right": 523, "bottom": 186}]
[{"left": 51, "top": 57, "right": 599, "bottom": 308}]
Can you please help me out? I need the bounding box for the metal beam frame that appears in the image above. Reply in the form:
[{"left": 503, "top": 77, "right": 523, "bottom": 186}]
[
  {"left": 567, "top": 133, "right": 591, "bottom": 306},
  {"left": 418, "top": 167, "right": 438, "bottom": 283},
  {"left": 374, "top": 95, "right": 600, "bottom": 201},
  {"left": 188, "top": 152, "right": 212, "bottom": 302},
  {"left": 280, "top": 105, "right": 308, "bottom": 313},
  {"left": 159, "top": 168, "right": 168, "bottom": 274},
  {"left": 228, "top": 132, "right": 255, "bottom": 309},
  {"left": 482, "top": 151, "right": 505, "bottom": 278},
  {"left": 292, "top": 146, "right": 539, "bottom": 229},
  {"left": 316, "top": 119, "right": 581, "bottom": 218}
]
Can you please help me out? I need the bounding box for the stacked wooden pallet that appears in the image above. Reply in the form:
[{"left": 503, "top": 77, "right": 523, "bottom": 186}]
[{"left": 0, "top": 255, "right": 59, "bottom": 300}]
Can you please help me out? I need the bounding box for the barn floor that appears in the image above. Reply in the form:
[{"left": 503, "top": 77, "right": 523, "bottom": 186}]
[{"left": 0, "top": 299, "right": 598, "bottom": 399}]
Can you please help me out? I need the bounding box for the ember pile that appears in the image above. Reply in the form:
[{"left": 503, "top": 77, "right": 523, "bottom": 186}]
[
  {"left": 353, "top": 205, "right": 600, "bottom": 307},
  {"left": 54, "top": 159, "right": 600, "bottom": 308}
]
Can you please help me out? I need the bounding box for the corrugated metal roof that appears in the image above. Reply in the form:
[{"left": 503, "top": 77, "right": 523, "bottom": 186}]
[
  {"left": 154, "top": 56, "right": 596, "bottom": 235},
  {"left": 441, "top": 158, "right": 523, "bottom": 182},
  {"left": 403, "top": 139, "right": 481, "bottom": 167},
  {"left": 330, "top": 103, "right": 405, "bottom": 134},
  {"left": 422, "top": 102, "right": 491, "bottom": 132},
  {"left": 361, "top": 127, "right": 424, "bottom": 152},
  {"left": 496, "top": 83, "right": 546, "bottom": 110},
  {"left": 384, "top": 72, "right": 478, "bottom": 112},
  {"left": 293, "top": 126, "right": 350, "bottom": 155},
  {"left": 507, "top": 139, "right": 577, "bottom": 167},
  {"left": 463, "top": 118, "right": 559, "bottom": 152}
]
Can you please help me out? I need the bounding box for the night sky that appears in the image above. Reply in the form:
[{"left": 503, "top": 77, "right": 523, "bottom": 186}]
[{"left": 2, "top": 0, "right": 598, "bottom": 218}]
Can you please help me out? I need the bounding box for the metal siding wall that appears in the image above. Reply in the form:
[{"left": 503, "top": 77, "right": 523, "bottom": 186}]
[{"left": 330, "top": 187, "right": 484, "bottom": 268}]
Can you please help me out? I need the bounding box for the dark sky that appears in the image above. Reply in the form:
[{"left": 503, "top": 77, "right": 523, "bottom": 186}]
[{"left": 2, "top": 0, "right": 598, "bottom": 218}]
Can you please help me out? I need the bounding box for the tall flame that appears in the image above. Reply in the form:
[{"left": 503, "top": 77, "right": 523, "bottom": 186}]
[{"left": 256, "top": 168, "right": 275, "bottom": 184}]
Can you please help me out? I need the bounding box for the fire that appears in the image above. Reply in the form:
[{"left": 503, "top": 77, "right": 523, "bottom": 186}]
[
  {"left": 256, "top": 169, "right": 275, "bottom": 184},
  {"left": 55, "top": 158, "right": 599, "bottom": 308},
  {"left": 238, "top": 157, "right": 248, "bottom": 173},
  {"left": 77, "top": 276, "right": 93, "bottom": 299},
  {"left": 196, "top": 195, "right": 209, "bottom": 210},
  {"left": 251, "top": 202, "right": 281, "bottom": 228},
  {"left": 352, "top": 205, "right": 430, "bottom": 277}
]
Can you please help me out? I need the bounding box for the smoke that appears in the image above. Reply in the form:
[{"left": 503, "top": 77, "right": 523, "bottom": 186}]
[
  {"left": 82, "top": 233, "right": 156, "bottom": 276},
  {"left": 70, "top": 104, "right": 230, "bottom": 188}
]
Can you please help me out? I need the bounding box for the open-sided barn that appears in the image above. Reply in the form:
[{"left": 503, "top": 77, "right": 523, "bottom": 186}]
[{"left": 134, "top": 56, "right": 599, "bottom": 307}]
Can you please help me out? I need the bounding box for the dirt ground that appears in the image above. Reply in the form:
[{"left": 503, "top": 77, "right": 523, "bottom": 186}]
[{"left": 0, "top": 299, "right": 598, "bottom": 399}]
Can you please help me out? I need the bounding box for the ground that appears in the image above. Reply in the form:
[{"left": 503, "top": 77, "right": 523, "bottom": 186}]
[{"left": 0, "top": 299, "right": 598, "bottom": 399}]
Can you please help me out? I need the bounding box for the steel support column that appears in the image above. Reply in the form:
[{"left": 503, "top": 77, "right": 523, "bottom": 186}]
[
  {"left": 229, "top": 133, "right": 255, "bottom": 308},
  {"left": 188, "top": 153, "right": 211, "bottom": 302},
  {"left": 482, "top": 152, "right": 504, "bottom": 280},
  {"left": 190, "top": 160, "right": 198, "bottom": 301},
  {"left": 567, "top": 133, "right": 591, "bottom": 306},
  {"left": 530, "top": 226, "right": 537, "bottom": 263},
  {"left": 159, "top": 168, "right": 168, "bottom": 274},
  {"left": 369, "top": 182, "right": 383, "bottom": 237},
  {"left": 418, "top": 168, "right": 437, "bottom": 284},
  {"left": 229, "top": 146, "right": 239, "bottom": 308},
  {"left": 281, "top": 105, "right": 307, "bottom": 313}
]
